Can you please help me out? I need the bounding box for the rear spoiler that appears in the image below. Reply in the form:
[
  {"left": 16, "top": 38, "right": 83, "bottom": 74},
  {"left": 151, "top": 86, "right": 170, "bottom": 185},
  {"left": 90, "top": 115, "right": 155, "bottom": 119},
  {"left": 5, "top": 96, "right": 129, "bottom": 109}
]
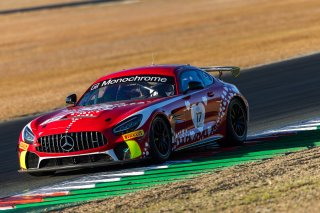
[{"left": 200, "top": 66, "right": 240, "bottom": 79}]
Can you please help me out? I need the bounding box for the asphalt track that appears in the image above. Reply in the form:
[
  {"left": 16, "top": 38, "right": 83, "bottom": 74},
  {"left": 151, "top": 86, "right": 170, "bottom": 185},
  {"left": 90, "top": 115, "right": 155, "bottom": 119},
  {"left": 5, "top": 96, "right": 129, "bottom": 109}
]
[{"left": 1, "top": 53, "right": 320, "bottom": 198}]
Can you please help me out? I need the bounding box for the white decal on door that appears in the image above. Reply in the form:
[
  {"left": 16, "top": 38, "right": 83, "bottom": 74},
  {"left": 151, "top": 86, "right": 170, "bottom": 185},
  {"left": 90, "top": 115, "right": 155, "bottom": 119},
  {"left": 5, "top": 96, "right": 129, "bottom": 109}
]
[{"left": 185, "top": 96, "right": 208, "bottom": 132}]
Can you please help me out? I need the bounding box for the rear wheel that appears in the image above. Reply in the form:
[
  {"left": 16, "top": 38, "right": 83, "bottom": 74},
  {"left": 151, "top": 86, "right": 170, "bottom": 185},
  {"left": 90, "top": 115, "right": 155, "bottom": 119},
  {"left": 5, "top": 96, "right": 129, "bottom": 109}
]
[
  {"left": 225, "top": 99, "right": 247, "bottom": 146},
  {"left": 149, "top": 117, "right": 172, "bottom": 162}
]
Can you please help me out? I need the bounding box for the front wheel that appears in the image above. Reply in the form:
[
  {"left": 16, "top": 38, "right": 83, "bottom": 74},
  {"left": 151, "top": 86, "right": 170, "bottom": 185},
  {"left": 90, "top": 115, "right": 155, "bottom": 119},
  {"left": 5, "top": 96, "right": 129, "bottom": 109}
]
[
  {"left": 149, "top": 117, "right": 172, "bottom": 163},
  {"left": 225, "top": 99, "right": 247, "bottom": 146}
]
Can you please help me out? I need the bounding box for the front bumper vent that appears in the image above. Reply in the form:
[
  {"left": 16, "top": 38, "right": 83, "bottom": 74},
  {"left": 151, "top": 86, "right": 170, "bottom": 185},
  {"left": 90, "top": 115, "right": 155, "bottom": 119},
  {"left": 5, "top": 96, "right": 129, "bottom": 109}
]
[
  {"left": 39, "top": 154, "right": 113, "bottom": 168},
  {"left": 26, "top": 152, "right": 39, "bottom": 169}
]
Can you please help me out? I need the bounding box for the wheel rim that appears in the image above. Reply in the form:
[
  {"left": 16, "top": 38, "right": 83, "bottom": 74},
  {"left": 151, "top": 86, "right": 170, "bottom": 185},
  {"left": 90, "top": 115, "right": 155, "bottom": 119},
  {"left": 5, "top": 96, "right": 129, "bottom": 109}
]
[
  {"left": 230, "top": 103, "right": 246, "bottom": 137},
  {"left": 152, "top": 119, "right": 170, "bottom": 156}
]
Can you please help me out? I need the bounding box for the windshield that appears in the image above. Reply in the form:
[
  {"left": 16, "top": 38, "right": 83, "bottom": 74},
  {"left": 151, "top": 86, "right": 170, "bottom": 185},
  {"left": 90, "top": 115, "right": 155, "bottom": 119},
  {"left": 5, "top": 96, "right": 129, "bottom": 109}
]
[{"left": 78, "top": 75, "right": 176, "bottom": 106}]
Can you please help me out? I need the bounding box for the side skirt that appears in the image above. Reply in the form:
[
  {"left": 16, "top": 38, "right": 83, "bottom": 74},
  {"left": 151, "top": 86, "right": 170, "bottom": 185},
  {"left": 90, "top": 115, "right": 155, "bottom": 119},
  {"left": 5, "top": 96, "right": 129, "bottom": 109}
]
[{"left": 175, "top": 134, "right": 223, "bottom": 152}]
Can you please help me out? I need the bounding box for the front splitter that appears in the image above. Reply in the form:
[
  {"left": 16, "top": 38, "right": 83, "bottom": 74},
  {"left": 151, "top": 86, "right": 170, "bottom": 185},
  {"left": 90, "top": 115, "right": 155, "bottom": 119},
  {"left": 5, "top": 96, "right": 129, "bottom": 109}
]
[{"left": 18, "top": 158, "right": 145, "bottom": 173}]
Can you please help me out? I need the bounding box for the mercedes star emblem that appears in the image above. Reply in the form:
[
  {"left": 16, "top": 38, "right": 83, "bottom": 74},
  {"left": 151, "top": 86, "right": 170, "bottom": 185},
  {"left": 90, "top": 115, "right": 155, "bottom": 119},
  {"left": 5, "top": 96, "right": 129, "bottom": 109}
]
[{"left": 60, "top": 135, "right": 74, "bottom": 152}]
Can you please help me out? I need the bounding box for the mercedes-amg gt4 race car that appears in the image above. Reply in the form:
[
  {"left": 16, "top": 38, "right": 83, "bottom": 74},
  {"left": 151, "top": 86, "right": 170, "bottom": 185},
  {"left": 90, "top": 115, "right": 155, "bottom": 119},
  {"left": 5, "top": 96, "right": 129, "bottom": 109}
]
[{"left": 18, "top": 65, "right": 248, "bottom": 175}]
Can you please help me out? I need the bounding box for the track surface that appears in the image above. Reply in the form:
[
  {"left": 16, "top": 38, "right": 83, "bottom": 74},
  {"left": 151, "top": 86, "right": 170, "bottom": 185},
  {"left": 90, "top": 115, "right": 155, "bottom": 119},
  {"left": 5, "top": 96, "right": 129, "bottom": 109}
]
[{"left": 1, "top": 53, "right": 320, "bottom": 198}]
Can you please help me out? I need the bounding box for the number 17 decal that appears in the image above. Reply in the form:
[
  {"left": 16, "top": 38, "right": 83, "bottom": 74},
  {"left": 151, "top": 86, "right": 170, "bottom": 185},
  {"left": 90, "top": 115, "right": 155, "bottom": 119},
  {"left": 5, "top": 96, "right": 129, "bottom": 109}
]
[{"left": 185, "top": 96, "right": 208, "bottom": 132}]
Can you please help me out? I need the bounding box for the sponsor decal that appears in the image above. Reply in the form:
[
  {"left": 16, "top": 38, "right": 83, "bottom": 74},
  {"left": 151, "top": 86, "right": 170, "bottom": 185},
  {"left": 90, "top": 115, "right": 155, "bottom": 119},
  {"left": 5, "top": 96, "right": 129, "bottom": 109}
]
[
  {"left": 41, "top": 102, "right": 147, "bottom": 126},
  {"left": 19, "top": 142, "right": 29, "bottom": 151},
  {"left": 122, "top": 130, "right": 144, "bottom": 141},
  {"left": 125, "top": 140, "right": 142, "bottom": 159},
  {"left": 142, "top": 141, "right": 150, "bottom": 157},
  {"left": 91, "top": 75, "right": 174, "bottom": 91},
  {"left": 174, "top": 124, "right": 215, "bottom": 147},
  {"left": 19, "top": 151, "right": 27, "bottom": 169},
  {"left": 173, "top": 96, "right": 213, "bottom": 148},
  {"left": 185, "top": 96, "right": 208, "bottom": 132}
]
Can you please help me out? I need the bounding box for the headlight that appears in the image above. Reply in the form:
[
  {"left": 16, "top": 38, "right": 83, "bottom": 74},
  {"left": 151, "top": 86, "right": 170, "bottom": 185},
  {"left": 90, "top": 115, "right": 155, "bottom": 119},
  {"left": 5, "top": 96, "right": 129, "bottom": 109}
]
[
  {"left": 23, "top": 126, "right": 35, "bottom": 144},
  {"left": 113, "top": 115, "right": 142, "bottom": 135}
]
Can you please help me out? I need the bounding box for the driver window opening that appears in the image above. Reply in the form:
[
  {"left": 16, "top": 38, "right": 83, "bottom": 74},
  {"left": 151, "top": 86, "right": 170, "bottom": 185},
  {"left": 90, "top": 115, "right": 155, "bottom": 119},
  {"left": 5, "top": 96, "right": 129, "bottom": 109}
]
[
  {"left": 180, "top": 70, "right": 204, "bottom": 93},
  {"left": 78, "top": 77, "right": 176, "bottom": 106}
]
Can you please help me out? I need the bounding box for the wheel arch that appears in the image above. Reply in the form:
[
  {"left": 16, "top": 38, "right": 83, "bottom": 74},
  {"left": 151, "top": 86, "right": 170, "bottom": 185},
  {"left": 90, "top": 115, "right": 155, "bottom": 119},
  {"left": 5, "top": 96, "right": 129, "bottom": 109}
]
[
  {"left": 150, "top": 112, "right": 172, "bottom": 133},
  {"left": 148, "top": 111, "right": 174, "bottom": 144},
  {"left": 148, "top": 111, "right": 173, "bottom": 161},
  {"left": 221, "top": 95, "right": 248, "bottom": 146},
  {"left": 231, "top": 96, "right": 249, "bottom": 121}
]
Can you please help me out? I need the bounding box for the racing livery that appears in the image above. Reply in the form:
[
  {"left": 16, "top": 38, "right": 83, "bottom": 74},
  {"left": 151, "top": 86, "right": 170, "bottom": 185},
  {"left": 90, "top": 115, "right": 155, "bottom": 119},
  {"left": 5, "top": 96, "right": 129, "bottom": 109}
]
[{"left": 17, "top": 65, "right": 249, "bottom": 175}]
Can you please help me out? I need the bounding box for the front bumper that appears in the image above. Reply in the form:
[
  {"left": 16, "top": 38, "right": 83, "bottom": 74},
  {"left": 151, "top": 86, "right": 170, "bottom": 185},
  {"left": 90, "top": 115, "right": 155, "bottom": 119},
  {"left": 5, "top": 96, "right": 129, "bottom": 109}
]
[
  {"left": 18, "top": 151, "right": 117, "bottom": 173},
  {"left": 18, "top": 129, "right": 148, "bottom": 173},
  {"left": 18, "top": 140, "right": 145, "bottom": 173},
  {"left": 18, "top": 157, "right": 143, "bottom": 173}
]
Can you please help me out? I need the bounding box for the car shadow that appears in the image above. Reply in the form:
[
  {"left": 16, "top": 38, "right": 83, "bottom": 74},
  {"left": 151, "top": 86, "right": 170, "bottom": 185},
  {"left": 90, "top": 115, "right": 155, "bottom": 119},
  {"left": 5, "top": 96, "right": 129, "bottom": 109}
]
[
  {"left": 51, "top": 129, "right": 320, "bottom": 177},
  {"left": 173, "top": 129, "right": 320, "bottom": 164}
]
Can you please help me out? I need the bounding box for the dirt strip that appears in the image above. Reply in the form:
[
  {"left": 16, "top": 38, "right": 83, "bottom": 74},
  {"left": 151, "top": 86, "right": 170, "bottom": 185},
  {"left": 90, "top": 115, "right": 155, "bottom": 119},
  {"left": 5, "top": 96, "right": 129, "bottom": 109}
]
[
  {"left": 0, "top": 0, "right": 82, "bottom": 11},
  {"left": 62, "top": 147, "right": 320, "bottom": 213},
  {"left": 1, "top": 0, "right": 320, "bottom": 121}
]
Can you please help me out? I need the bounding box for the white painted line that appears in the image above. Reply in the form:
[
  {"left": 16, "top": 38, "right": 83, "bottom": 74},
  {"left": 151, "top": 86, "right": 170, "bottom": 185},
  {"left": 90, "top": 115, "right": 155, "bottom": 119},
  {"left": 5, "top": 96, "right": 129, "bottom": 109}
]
[
  {"left": 287, "top": 124, "right": 320, "bottom": 128},
  {"left": 252, "top": 123, "right": 318, "bottom": 137},
  {"left": 19, "top": 165, "right": 172, "bottom": 197},
  {"left": 156, "top": 165, "right": 169, "bottom": 170},
  {"left": 282, "top": 127, "right": 317, "bottom": 131},
  {"left": 266, "top": 127, "right": 317, "bottom": 133},
  {"left": 98, "top": 171, "right": 145, "bottom": 177},
  {"left": 0, "top": 206, "right": 13, "bottom": 210},
  {"left": 166, "top": 160, "right": 193, "bottom": 164},
  {"left": 151, "top": 165, "right": 169, "bottom": 169},
  {"left": 50, "top": 184, "right": 95, "bottom": 190},
  {"left": 250, "top": 118, "right": 320, "bottom": 138},
  {"left": 71, "top": 178, "right": 121, "bottom": 184},
  {"left": 305, "top": 119, "right": 320, "bottom": 123},
  {"left": 19, "top": 191, "right": 70, "bottom": 197},
  {"left": 153, "top": 165, "right": 169, "bottom": 169}
]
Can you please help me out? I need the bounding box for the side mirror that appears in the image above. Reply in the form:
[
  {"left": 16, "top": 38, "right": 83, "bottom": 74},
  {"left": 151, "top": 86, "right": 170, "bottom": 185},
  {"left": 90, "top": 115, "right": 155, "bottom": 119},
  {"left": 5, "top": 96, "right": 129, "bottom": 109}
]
[
  {"left": 188, "top": 81, "right": 204, "bottom": 91},
  {"left": 66, "top": 94, "right": 77, "bottom": 105}
]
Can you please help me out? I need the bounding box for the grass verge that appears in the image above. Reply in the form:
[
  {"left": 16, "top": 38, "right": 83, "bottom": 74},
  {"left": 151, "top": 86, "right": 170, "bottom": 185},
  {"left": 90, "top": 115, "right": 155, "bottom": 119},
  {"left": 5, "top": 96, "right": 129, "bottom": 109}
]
[{"left": 61, "top": 146, "right": 320, "bottom": 213}]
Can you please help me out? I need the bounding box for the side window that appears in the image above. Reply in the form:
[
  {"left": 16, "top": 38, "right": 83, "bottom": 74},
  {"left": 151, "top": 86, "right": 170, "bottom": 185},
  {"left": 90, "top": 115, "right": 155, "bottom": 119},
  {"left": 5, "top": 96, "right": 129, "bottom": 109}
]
[
  {"left": 199, "top": 70, "right": 214, "bottom": 87},
  {"left": 180, "top": 70, "right": 204, "bottom": 93}
]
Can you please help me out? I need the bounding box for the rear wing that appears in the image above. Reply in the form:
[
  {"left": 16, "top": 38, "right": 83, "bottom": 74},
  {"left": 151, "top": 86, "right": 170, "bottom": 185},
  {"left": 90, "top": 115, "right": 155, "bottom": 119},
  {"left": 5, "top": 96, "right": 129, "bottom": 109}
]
[{"left": 200, "top": 66, "right": 240, "bottom": 79}]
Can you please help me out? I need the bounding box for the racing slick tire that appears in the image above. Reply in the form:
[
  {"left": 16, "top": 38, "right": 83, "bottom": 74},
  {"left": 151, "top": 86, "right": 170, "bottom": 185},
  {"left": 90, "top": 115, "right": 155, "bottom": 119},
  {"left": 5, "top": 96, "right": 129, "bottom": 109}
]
[
  {"left": 149, "top": 117, "right": 172, "bottom": 163},
  {"left": 224, "top": 98, "right": 247, "bottom": 146}
]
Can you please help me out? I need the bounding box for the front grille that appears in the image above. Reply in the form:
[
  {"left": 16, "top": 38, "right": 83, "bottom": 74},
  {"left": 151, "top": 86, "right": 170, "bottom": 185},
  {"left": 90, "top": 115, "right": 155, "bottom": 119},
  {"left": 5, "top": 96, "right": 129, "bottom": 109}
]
[{"left": 36, "top": 132, "right": 107, "bottom": 153}]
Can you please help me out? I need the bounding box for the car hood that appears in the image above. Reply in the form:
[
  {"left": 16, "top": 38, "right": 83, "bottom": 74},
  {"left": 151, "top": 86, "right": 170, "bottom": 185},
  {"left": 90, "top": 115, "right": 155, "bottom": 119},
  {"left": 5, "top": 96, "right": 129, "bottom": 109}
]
[{"left": 31, "top": 99, "right": 162, "bottom": 135}]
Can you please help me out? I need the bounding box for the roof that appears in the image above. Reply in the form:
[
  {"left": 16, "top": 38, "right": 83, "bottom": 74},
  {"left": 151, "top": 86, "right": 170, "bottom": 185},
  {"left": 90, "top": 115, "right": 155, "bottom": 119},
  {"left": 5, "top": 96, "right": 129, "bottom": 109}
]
[{"left": 94, "top": 65, "right": 187, "bottom": 83}]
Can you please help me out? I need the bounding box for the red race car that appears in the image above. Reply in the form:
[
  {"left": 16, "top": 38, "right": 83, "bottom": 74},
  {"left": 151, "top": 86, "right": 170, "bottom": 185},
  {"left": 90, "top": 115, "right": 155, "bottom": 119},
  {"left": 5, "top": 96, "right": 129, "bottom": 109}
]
[{"left": 18, "top": 65, "right": 248, "bottom": 175}]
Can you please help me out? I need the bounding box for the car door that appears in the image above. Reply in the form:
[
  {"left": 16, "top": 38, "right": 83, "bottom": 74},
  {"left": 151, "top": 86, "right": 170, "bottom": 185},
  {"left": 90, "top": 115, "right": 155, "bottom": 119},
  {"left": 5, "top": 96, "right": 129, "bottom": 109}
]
[
  {"left": 176, "top": 69, "right": 208, "bottom": 149},
  {"left": 197, "top": 70, "right": 221, "bottom": 129}
]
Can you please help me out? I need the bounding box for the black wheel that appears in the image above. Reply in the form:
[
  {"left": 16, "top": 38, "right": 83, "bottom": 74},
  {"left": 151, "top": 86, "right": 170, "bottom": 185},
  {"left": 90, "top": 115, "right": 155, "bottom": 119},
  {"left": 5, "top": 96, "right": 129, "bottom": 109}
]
[
  {"left": 28, "top": 171, "right": 55, "bottom": 177},
  {"left": 149, "top": 117, "right": 172, "bottom": 162},
  {"left": 225, "top": 99, "right": 247, "bottom": 146}
]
